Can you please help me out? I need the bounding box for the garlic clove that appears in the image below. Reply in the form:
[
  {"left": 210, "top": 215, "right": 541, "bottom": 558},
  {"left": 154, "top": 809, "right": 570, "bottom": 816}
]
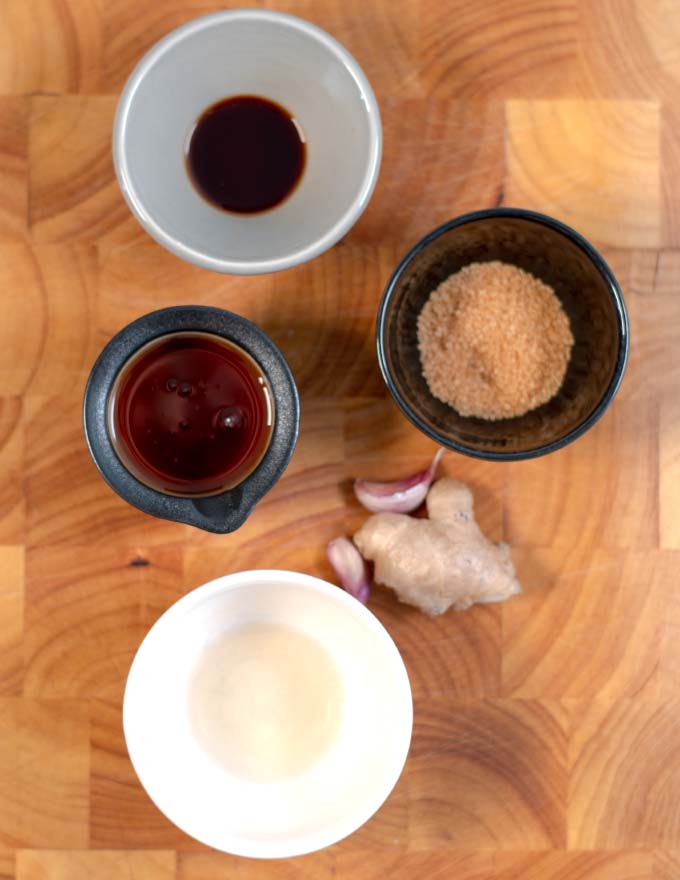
[
  {"left": 327, "top": 537, "right": 371, "bottom": 604},
  {"left": 354, "top": 448, "right": 444, "bottom": 514}
]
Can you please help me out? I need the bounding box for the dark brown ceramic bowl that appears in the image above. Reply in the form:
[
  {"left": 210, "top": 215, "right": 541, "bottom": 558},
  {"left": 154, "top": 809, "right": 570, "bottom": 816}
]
[{"left": 376, "top": 208, "right": 629, "bottom": 460}]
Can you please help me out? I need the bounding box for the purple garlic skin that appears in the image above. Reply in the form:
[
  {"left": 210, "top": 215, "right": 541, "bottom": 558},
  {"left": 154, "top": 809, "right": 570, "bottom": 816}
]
[
  {"left": 327, "top": 537, "right": 371, "bottom": 604},
  {"left": 354, "top": 448, "right": 443, "bottom": 514}
]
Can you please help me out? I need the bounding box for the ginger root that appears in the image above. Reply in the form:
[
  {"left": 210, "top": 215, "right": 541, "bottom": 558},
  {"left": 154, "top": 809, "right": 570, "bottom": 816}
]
[{"left": 353, "top": 477, "right": 520, "bottom": 614}]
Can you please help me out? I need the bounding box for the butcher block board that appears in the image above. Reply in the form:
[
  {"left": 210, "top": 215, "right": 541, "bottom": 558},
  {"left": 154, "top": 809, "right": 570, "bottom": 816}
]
[{"left": 1, "top": 1, "right": 679, "bottom": 878}]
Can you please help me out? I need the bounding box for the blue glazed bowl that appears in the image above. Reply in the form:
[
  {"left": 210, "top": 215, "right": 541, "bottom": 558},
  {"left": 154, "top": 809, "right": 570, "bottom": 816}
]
[{"left": 83, "top": 306, "right": 299, "bottom": 533}]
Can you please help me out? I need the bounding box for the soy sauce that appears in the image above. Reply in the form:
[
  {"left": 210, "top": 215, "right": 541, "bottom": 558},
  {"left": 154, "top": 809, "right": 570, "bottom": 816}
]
[
  {"left": 186, "top": 95, "right": 306, "bottom": 214},
  {"left": 110, "top": 333, "right": 274, "bottom": 496}
]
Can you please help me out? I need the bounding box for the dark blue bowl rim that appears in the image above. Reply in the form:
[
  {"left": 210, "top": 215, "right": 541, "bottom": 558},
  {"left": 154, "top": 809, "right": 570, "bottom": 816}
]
[{"left": 376, "top": 207, "right": 630, "bottom": 462}]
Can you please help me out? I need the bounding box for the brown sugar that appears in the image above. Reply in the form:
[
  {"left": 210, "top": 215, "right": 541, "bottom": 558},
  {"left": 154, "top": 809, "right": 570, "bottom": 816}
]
[{"left": 417, "top": 261, "right": 574, "bottom": 420}]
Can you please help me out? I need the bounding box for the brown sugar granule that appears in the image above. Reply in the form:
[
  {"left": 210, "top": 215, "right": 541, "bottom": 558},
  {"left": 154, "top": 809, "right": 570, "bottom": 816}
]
[{"left": 417, "top": 261, "right": 574, "bottom": 420}]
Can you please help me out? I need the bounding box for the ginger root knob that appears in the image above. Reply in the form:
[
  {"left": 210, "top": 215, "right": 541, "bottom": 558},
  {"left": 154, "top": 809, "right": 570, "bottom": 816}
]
[{"left": 353, "top": 477, "right": 520, "bottom": 615}]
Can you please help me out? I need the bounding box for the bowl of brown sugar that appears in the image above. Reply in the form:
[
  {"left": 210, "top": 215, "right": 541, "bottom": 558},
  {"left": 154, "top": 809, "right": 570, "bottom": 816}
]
[{"left": 376, "top": 208, "right": 629, "bottom": 460}]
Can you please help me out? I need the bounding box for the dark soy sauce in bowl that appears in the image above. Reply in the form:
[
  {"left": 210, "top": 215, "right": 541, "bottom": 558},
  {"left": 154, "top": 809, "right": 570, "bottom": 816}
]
[
  {"left": 108, "top": 332, "right": 274, "bottom": 496},
  {"left": 186, "top": 95, "right": 306, "bottom": 214}
]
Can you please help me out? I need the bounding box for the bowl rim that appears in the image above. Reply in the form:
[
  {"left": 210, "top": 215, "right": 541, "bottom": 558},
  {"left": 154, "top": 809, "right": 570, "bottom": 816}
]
[
  {"left": 112, "top": 8, "right": 382, "bottom": 276},
  {"left": 123, "top": 569, "right": 413, "bottom": 858},
  {"left": 376, "top": 207, "right": 630, "bottom": 461}
]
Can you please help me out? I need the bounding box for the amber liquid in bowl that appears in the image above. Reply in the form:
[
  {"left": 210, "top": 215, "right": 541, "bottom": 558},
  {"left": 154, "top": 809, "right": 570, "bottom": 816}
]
[{"left": 108, "top": 332, "right": 274, "bottom": 496}]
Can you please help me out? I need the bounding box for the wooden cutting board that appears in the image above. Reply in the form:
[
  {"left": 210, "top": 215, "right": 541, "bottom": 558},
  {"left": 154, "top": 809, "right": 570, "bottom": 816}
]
[{"left": 0, "top": 1, "right": 678, "bottom": 878}]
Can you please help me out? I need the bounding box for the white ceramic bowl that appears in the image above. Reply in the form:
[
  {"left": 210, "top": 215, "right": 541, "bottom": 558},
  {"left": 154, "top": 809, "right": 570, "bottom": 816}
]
[
  {"left": 113, "top": 10, "right": 382, "bottom": 275},
  {"left": 123, "top": 570, "right": 412, "bottom": 858}
]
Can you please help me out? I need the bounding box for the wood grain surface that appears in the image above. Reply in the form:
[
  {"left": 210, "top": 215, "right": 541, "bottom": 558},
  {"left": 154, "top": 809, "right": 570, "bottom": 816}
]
[{"left": 1, "top": 1, "right": 679, "bottom": 877}]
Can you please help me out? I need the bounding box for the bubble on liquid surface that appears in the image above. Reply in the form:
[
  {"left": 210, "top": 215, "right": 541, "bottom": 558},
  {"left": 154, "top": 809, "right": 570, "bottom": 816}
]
[
  {"left": 178, "top": 382, "right": 193, "bottom": 397},
  {"left": 217, "top": 406, "right": 244, "bottom": 431},
  {"left": 166, "top": 378, "right": 179, "bottom": 392},
  {"left": 179, "top": 420, "right": 191, "bottom": 431}
]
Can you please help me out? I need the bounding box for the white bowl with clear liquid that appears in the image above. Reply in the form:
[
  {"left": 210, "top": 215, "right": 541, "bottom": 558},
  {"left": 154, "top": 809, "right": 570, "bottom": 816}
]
[
  {"left": 113, "top": 9, "right": 382, "bottom": 275},
  {"left": 123, "top": 570, "right": 412, "bottom": 858}
]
